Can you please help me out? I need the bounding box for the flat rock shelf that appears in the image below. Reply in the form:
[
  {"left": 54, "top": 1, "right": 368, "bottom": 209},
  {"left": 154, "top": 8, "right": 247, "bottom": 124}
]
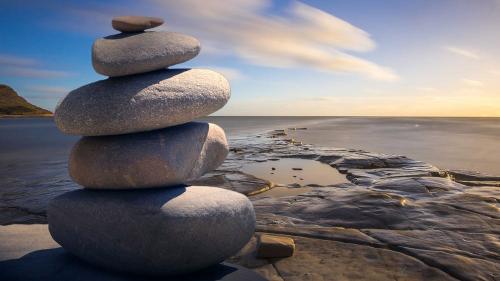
[{"left": 196, "top": 129, "right": 500, "bottom": 281}]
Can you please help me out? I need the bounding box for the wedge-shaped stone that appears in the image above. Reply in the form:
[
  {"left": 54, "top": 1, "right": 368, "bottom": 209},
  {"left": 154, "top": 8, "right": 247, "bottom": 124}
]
[
  {"left": 55, "top": 69, "right": 230, "bottom": 136},
  {"left": 92, "top": 31, "right": 200, "bottom": 76},
  {"left": 69, "top": 122, "right": 228, "bottom": 189},
  {"left": 48, "top": 186, "right": 256, "bottom": 275}
]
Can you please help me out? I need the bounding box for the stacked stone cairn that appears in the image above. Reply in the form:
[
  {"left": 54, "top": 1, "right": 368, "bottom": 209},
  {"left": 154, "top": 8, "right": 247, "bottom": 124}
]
[{"left": 48, "top": 16, "right": 256, "bottom": 276}]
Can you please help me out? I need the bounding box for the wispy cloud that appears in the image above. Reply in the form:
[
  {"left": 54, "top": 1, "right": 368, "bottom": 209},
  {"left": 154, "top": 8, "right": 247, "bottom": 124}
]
[
  {"left": 0, "top": 67, "right": 72, "bottom": 78},
  {"left": 161, "top": 0, "right": 398, "bottom": 81},
  {"left": 0, "top": 54, "right": 38, "bottom": 67},
  {"left": 462, "top": 79, "right": 484, "bottom": 87},
  {"left": 22, "top": 85, "right": 69, "bottom": 100},
  {"left": 0, "top": 53, "right": 72, "bottom": 78},
  {"left": 65, "top": 0, "right": 398, "bottom": 81},
  {"left": 444, "top": 46, "right": 480, "bottom": 60},
  {"left": 25, "top": 85, "right": 69, "bottom": 95}
]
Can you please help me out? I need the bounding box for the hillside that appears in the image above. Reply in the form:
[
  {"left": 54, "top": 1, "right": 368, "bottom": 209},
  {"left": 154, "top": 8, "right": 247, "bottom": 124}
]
[{"left": 0, "top": 84, "right": 52, "bottom": 116}]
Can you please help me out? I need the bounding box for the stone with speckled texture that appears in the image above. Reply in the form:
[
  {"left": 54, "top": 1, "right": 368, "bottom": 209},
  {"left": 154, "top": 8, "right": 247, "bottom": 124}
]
[
  {"left": 69, "top": 122, "right": 228, "bottom": 189},
  {"left": 47, "top": 186, "right": 256, "bottom": 275},
  {"left": 92, "top": 31, "right": 200, "bottom": 77},
  {"left": 54, "top": 69, "right": 230, "bottom": 136},
  {"left": 111, "top": 16, "right": 164, "bottom": 33}
]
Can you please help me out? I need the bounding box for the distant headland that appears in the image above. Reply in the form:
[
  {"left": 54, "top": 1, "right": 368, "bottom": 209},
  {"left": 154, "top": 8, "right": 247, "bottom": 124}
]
[{"left": 0, "top": 84, "right": 53, "bottom": 117}]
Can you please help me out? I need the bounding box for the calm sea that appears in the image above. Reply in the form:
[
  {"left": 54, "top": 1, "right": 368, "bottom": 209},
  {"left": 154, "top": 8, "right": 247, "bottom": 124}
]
[{"left": 1, "top": 117, "right": 499, "bottom": 212}]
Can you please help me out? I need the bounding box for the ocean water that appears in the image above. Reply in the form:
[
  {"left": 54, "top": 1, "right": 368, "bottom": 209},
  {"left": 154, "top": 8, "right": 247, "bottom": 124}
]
[
  {"left": 1, "top": 117, "right": 499, "bottom": 222},
  {"left": 286, "top": 117, "right": 500, "bottom": 175},
  {"left": 0, "top": 116, "right": 327, "bottom": 218}
]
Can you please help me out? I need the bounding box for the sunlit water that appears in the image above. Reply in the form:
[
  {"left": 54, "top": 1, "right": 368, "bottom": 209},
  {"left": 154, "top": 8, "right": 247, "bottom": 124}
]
[
  {"left": 242, "top": 158, "right": 347, "bottom": 186},
  {"left": 287, "top": 117, "right": 500, "bottom": 175}
]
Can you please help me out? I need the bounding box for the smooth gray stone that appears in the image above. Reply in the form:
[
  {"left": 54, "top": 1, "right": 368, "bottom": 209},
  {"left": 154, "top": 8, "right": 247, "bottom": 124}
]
[
  {"left": 111, "top": 16, "right": 164, "bottom": 33},
  {"left": 92, "top": 31, "right": 200, "bottom": 77},
  {"left": 0, "top": 224, "right": 264, "bottom": 280},
  {"left": 47, "top": 186, "right": 256, "bottom": 276},
  {"left": 69, "top": 122, "right": 228, "bottom": 189},
  {"left": 55, "top": 69, "right": 230, "bottom": 136}
]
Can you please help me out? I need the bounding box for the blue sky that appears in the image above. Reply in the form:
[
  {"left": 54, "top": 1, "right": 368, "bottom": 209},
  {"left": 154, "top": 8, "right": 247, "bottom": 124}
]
[{"left": 1, "top": 0, "right": 500, "bottom": 116}]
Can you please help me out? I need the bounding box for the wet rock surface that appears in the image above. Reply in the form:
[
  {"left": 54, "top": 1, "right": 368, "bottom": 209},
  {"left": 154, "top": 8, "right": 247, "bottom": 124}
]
[
  {"left": 230, "top": 234, "right": 458, "bottom": 281},
  {"left": 1, "top": 128, "right": 499, "bottom": 280},
  {"left": 221, "top": 130, "right": 499, "bottom": 281}
]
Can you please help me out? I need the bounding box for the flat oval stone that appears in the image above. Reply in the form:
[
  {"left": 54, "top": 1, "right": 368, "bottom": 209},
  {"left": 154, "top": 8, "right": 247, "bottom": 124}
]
[
  {"left": 112, "top": 16, "right": 164, "bottom": 32},
  {"left": 47, "top": 186, "right": 256, "bottom": 275},
  {"left": 92, "top": 31, "right": 200, "bottom": 77},
  {"left": 69, "top": 122, "right": 228, "bottom": 189},
  {"left": 54, "top": 69, "right": 230, "bottom": 136}
]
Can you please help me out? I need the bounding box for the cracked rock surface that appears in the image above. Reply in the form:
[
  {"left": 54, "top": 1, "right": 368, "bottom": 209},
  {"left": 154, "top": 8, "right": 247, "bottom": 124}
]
[{"left": 221, "top": 130, "right": 500, "bottom": 281}]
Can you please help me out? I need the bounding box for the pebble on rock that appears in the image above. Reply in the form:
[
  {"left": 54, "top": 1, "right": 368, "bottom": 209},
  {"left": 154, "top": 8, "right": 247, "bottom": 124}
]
[
  {"left": 48, "top": 186, "right": 256, "bottom": 275},
  {"left": 112, "top": 16, "right": 164, "bottom": 32},
  {"left": 257, "top": 234, "right": 295, "bottom": 258},
  {"left": 69, "top": 122, "right": 228, "bottom": 189},
  {"left": 55, "top": 69, "right": 230, "bottom": 136},
  {"left": 93, "top": 31, "right": 200, "bottom": 77}
]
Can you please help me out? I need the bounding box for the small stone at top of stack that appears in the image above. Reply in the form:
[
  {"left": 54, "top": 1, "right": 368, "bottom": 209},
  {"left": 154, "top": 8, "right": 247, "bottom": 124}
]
[
  {"left": 48, "top": 16, "right": 256, "bottom": 276},
  {"left": 112, "top": 15, "right": 164, "bottom": 33}
]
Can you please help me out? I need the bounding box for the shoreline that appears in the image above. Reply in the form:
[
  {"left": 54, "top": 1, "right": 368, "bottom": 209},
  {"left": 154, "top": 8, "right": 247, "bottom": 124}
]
[
  {"left": 1, "top": 127, "right": 498, "bottom": 280},
  {"left": 283, "top": 117, "right": 500, "bottom": 176},
  {"left": 2, "top": 122, "right": 500, "bottom": 225}
]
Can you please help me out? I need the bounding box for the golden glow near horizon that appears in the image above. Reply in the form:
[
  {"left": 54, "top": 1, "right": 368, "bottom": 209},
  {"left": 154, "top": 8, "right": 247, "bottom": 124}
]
[
  {"left": 219, "top": 58, "right": 500, "bottom": 117},
  {"left": 217, "top": 40, "right": 500, "bottom": 117}
]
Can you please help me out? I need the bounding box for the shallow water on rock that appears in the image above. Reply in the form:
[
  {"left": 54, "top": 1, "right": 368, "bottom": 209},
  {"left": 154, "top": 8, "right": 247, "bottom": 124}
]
[{"left": 242, "top": 158, "right": 347, "bottom": 187}]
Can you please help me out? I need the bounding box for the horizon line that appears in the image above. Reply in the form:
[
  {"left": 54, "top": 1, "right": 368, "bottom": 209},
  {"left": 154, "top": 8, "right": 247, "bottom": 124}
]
[{"left": 207, "top": 115, "right": 500, "bottom": 118}]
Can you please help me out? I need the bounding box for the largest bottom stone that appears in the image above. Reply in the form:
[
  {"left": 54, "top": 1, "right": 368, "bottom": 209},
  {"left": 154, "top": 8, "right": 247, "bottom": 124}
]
[{"left": 47, "top": 186, "right": 255, "bottom": 275}]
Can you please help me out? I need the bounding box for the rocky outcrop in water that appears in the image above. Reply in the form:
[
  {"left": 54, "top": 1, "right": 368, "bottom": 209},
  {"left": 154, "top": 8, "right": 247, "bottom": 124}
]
[{"left": 0, "top": 85, "right": 52, "bottom": 116}]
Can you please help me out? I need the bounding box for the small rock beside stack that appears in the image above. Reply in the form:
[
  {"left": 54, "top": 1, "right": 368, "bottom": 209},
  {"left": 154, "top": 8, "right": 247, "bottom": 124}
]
[
  {"left": 49, "top": 16, "right": 256, "bottom": 276},
  {"left": 257, "top": 234, "right": 295, "bottom": 258}
]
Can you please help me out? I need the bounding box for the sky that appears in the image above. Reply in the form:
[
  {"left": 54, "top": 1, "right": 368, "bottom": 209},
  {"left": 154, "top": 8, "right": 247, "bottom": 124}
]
[{"left": 1, "top": 0, "right": 500, "bottom": 116}]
